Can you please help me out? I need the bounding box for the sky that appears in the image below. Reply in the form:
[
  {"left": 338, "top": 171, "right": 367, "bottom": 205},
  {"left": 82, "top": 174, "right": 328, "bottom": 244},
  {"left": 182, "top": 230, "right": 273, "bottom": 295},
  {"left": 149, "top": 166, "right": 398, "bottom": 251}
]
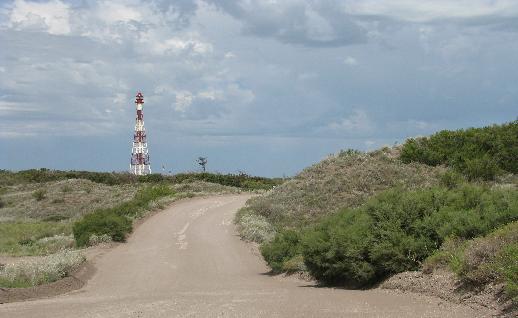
[{"left": 1, "top": 0, "right": 517, "bottom": 177}]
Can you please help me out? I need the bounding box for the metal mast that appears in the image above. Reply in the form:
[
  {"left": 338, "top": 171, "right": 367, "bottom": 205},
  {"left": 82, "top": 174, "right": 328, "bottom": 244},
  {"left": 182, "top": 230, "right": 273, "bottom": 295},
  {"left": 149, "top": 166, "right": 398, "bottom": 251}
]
[{"left": 130, "top": 91, "right": 151, "bottom": 175}]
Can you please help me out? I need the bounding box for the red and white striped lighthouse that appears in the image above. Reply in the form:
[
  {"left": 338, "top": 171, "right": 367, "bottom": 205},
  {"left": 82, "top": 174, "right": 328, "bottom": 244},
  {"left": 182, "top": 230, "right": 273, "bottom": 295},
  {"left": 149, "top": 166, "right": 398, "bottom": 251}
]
[{"left": 130, "top": 91, "right": 151, "bottom": 175}]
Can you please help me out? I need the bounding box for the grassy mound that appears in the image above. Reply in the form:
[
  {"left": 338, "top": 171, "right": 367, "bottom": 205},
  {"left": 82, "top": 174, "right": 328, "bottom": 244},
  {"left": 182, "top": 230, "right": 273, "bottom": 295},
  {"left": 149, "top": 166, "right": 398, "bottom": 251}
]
[{"left": 239, "top": 148, "right": 444, "bottom": 232}]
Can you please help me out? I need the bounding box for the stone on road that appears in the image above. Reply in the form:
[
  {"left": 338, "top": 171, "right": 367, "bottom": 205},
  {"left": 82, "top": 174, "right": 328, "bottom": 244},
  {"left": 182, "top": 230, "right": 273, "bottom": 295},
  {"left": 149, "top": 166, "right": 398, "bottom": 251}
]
[{"left": 0, "top": 195, "right": 485, "bottom": 317}]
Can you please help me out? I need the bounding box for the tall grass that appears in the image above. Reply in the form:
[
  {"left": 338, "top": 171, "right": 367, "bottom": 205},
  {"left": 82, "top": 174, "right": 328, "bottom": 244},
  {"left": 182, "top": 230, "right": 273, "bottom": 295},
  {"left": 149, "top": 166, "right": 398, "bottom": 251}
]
[{"left": 0, "top": 222, "right": 72, "bottom": 256}]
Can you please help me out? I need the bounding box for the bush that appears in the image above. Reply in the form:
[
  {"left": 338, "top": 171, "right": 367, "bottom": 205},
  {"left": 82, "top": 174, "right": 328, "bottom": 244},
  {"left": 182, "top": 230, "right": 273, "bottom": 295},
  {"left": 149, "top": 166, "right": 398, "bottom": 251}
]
[
  {"left": 73, "top": 185, "right": 175, "bottom": 246},
  {"left": 401, "top": 120, "right": 518, "bottom": 180},
  {"left": 260, "top": 230, "right": 302, "bottom": 273},
  {"left": 73, "top": 211, "right": 132, "bottom": 247},
  {"left": 302, "top": 210, "right": 375, "bottom": 286},
  {"left": 300, "top": 184, "right": 518, "bottom": 287},
  {"left": 32, "top": 189, "right": 47, "bottom": 201}
]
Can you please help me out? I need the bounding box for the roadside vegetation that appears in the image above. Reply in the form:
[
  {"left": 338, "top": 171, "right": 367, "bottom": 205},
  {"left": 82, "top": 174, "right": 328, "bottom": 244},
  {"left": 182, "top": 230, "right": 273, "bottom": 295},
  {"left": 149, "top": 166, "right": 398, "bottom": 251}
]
[
  {"left": 236, "top": 120, "right": 518, "bottom": 306},
  {"left": 0, "top": 250, "right": 85, "bottom": 288},
  {"left": 424, "top": 222, "right": 518, "bottom": 301}
]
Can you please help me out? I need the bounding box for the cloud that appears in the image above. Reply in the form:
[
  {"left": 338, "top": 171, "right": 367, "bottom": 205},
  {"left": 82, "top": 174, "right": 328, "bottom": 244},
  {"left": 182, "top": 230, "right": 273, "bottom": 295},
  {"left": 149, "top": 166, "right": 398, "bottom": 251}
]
[
  {"left": 8, "top": 0, "right": 71, "bottom": 35},
  {"left": 174, "top": 91, "right": 194, "bottom": 112},
  {"left": 344, "top": 0, "right": 518, "bottom": 23},
  {"left": 343, "top": 56, "right": 357, "bottom": 66},
  {"left": 206, "top": 0, "right": 367, "bottom": 47},
  {"left": 328, "top": 110, "right": 373, "bottom": 133}
]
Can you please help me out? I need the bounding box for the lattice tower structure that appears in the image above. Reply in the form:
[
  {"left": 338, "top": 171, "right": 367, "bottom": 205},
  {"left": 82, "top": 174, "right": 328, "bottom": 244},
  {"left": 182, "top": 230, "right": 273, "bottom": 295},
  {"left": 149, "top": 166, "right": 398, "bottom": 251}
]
[{"left": 130, "top": 92, "right": 151, "bottom": 175}]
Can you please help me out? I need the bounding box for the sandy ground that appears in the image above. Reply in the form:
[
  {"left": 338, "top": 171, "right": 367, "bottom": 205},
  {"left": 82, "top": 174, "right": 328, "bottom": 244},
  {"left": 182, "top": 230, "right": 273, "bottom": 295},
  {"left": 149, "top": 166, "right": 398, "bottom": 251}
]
[{"left": 0, "top": 195, "right": 492, "bottom": 317}]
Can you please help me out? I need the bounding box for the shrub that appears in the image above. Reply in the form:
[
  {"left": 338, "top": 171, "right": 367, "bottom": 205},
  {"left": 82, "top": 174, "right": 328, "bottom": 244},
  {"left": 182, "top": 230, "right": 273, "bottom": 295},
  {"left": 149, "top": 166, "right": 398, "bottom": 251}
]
[
  {"left": 302, "top": 210, "right": 375, "bottom": 286},
  {"left": 0, "top": 197, "right": 4, "bottom": 208},
  {"left": 261, "top": 230, "right": 302, "bottom": 273},
  {"left": 401, "top": 120, "right": 518, "bottom": 180},
  {"left": 73, "top": 211, "right": 132, "bottom": 247},
  {"left": 73, "top": 185, "right": 175, "bottom": 246},
  {"left": 300, "top": 184, "right": 518, "bottom": 287},
  {"left": 32, "top": 189, "right": 47, "bottom": 201}
]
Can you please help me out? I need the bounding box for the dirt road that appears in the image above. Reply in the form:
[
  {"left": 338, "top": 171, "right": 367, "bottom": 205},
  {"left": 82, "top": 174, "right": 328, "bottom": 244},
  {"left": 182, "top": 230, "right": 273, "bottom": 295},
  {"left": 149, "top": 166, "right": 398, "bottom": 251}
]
[{"left": 0, "top": 195, "right": 487, "bottom": 317}]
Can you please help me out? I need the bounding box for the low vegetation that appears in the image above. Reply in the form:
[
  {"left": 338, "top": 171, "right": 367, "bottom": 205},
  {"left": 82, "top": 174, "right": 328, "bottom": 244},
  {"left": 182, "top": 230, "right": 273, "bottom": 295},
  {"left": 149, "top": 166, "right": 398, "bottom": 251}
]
[
  {"left": 401, "top": 120, "right": 517, "bottom": 180},
  {"left": 73, "top": 185, "right": 174, "bottom": 247},
  {"left": 240, "top": 148, "right": 444, "bottom": 231},
  {"left": 0, "top": 222, "right": 72, "bottom": 256},
  {"left": 0, "top": 169, "right": 282, "bottom": 190},
  {"left": 424, "top": 222, "right": 518, "bottom": 301},
  {"left": 0, "top": 250, "right": 85, "bottom": 288},
  {"left": 297, "top": 184, "right": 517, "bottom": 286},
  {"left": 237, "top": 120, "right": 517, "bottom": 310}
]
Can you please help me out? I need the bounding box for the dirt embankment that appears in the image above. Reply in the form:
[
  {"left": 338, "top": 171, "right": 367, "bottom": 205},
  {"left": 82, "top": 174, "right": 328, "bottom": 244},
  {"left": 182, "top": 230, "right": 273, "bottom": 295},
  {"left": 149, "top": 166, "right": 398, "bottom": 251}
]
[{"left": 381, "top": 270, "right": 516, "bottom": 317}]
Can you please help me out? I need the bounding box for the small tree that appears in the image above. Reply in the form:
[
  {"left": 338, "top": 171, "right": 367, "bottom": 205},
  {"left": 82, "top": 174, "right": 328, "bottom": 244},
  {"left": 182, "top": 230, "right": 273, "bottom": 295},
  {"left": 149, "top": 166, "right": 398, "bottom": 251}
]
[{"left": 197, "top": 157, "right": 208, "bottom": 172}]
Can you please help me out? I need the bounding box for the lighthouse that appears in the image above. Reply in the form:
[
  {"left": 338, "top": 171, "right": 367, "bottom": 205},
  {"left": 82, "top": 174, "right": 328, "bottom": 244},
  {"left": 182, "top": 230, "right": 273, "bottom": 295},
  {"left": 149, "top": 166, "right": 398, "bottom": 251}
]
[{"left": 130, "top": 92, "right": 151, "bottom": 175}]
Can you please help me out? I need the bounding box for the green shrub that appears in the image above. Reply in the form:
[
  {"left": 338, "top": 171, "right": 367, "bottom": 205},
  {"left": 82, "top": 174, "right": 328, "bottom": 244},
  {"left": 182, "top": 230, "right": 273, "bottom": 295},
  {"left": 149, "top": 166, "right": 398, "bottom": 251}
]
[
  {"left": 495, "top": 243, "right": 518, "bottom": 300},
  {"left": 261, "top": 230, "right": 302, "bottom": 273},
  {"left": 300, "top": 185, "right": 518, "bottom": 287},
  {"left": 73, "top": 211, "right": 132, "bottom": 247},
  {"left": 302, "top": 210, "right": 375, "bottom": 286},
  {"left": 32, "top": 189, "right": 47, "bottom": 201},
  {"left": 72, "top": 185, "right": 175, "bottom": 246},
  {"left": 401, "top": 120, "right": 518, "bottom": 180},
  {"left": 0, "top": 197, "right": 4, "bottom": 208}
]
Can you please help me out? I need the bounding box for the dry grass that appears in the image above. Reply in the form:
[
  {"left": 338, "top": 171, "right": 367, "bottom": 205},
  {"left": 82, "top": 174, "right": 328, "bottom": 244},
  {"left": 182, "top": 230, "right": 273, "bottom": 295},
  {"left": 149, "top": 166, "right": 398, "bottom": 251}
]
[
  {"left": 171, "top": 180, "right": 242, "bottom": 195},
  {"left": 0, "top": 249, "right": 85, "bottom": 288},
  {"left": 0, "top": 179, "right": 139, "bottom": 222},
  {"left": 243, "top": 148, "right": 445, "bottom": 230}
]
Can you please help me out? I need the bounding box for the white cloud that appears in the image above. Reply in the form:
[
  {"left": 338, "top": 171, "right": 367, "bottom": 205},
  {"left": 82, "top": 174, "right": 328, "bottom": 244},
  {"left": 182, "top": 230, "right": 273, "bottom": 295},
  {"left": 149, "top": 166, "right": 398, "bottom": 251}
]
[
  {"left": 174, "top": 91, "right": 194, "bottom": 112},
  {"left": 95, "top": 2, "right": 143, "bottom": 24},
  {"left": 343, "top": 56, "right": 357, "bottom": 66},
  {"left": 8, "top": 0, "right": 71, "bottom": 35},
  {"left": 329, "top": 110, "right": 373, "bottom": 132},
  {"left": 344, "top": 0, "right": 518, "bottom": 22},
  {"left": 197, "top": 89, "right": 224, "bottom": 101},
  {"left": 224, "top": 52, "right": 236, "bottom": 59}
]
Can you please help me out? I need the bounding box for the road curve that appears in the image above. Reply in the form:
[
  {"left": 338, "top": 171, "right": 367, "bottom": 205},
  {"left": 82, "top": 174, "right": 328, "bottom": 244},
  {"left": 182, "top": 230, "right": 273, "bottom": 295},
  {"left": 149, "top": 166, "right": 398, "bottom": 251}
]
[{"left": 0, "top": 195, "right": 484, "bottom": 318}]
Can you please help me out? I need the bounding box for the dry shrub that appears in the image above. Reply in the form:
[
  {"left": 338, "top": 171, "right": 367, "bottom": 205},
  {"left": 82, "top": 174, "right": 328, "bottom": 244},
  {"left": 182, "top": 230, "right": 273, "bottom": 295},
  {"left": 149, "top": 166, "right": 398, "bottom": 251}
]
[{"left": 0, "top": 250, "right": 85, "bottom": 288}]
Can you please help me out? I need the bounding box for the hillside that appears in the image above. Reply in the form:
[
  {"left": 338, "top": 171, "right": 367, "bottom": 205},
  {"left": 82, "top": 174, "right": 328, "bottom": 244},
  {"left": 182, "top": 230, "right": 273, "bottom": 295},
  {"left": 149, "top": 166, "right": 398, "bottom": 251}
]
[
  {"left": 237, "top": 148, "right": 445, "bottom": 238},
  {"left": 236, "top": 120, "right": 518, "bottom": 315}
]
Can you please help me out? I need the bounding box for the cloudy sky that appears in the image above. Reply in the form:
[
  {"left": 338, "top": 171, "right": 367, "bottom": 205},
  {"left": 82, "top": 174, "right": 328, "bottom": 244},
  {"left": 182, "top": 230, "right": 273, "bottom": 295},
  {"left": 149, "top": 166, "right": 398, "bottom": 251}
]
[{"left": 1, "top": 0, "right": 517, "bottom": 176}]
